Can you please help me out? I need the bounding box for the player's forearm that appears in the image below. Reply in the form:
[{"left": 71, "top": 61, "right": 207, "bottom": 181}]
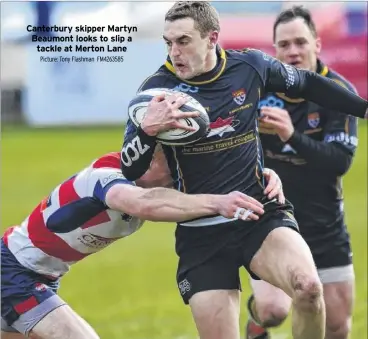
[
  {"left": 287, "top": 131, "right": 353, "bottom": 175},
  {"left": 292, "top": 71, "right": 367, "bottom": 119},
  {"left": 266, "top": 62, "right": 367, "bottom": 119},
  {"left": 120, "top": 125, "right": 157, "bottom": 180},
  {"left": 137, "top": 187, "right": 220, "bottom": 222},
  {"left": 106, "top": 184, "right": 221, "bottom": 222}
]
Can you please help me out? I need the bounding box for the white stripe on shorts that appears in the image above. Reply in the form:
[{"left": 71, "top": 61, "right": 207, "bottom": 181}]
[
  {"left": 317, "top": 264, "right": 355, "bottom": 284},
  {"left": 179, "top": 215, "right": 236, "bottom": 227}
]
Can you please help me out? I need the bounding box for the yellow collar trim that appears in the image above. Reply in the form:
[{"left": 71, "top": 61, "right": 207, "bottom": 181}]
[{"left": 164, "top": 48, "right": 227, "bottom": 85}]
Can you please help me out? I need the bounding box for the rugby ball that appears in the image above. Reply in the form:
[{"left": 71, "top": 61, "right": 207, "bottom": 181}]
[{"left": 128, "top": 88, "right": 210, "bottom": 146}]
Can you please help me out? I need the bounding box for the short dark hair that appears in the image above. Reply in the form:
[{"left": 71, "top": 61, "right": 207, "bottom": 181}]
[
  {"left": 273, "top": 6, "right": 317, "bottom": 42},
  {"left": 165, "top": 1, "right": 220, "bottom": 38}
]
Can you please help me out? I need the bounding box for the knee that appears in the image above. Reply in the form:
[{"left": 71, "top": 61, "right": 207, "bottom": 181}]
[
  {"left": 189, "top": 290, "right": 240, "bottom": 339},
  {"left": 292, "top": 273, "right": 324, "bottom": 313},
  {"left": 257, "top": 303, "right": 289, "bottom": 328},
  {"left": 326, "top": 317, "right": 351, "bottom": 339}
]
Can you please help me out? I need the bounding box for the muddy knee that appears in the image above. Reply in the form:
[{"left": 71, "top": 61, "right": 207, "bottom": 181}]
[{"left": 292, "top": 274, "right": 324, "bottom": 313}]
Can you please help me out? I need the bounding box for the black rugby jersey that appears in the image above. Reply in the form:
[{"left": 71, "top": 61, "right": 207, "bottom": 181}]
[
  {"left": 259, "top": 60, "right": 358, "bottom": 230},
  {"left": 121, "top": 47, "right": 367, "bottom": 201}
]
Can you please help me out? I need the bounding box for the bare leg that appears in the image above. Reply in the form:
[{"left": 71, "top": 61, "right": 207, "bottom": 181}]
[
  {"left": 250, "top": 279, "right": 291, "bottom": 327},
  {"left": 250, "top": 227, "right": 326, "bottom": 339},
  {"left": 189, "top": 290, "right": 241, "bottom": 339},
  {"left": 29, "top": 304, "right": 100, "bottom": 339},
  {"left": 323, "top": 279, "right": 354, "bottom": 339}
]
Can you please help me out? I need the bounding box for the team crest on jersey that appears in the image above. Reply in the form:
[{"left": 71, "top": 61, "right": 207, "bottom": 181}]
[
  {"left": 307, "top": 112, "right": 320, "bottom": 128},
  {"left": 232, "top": 89, "right": 246, "bottom": 105}
]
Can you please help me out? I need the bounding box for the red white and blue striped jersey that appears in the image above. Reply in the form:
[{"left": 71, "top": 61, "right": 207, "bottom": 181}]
[{"left": 3, "top": 152, "right": 144, "bottom": 279}]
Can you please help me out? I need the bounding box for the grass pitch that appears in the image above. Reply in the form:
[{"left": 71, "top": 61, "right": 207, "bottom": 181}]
[{"left": 1, "top": 123, "right": 367, "bottom": 339}]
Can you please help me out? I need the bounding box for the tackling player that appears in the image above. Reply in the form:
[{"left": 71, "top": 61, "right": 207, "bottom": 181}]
[
  {"left": 120, "top": 2, "right": 368, "bottom": 339},
  {"left": 245, "top": 6, "right": 359, "bottom": 339},
  {"left": 1, "top": 95, "right": 285, "bottom": 339}
]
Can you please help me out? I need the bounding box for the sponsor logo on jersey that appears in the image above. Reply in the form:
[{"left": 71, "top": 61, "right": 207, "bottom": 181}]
[
  {"left": 101, "top": 173, "right": 126, "bottom": 187},
  {"left": 78, "top": 233, "right": 119, "bottom": 249},
  {"left": 207, "top": 117, "right": 240, "bottom": 137},
  {"left": 229, "top": 103, "right": 253, "bottom": 116},
  {"left": 265, "top": 150, "right": 306, "bottom": 165},
  {"left": 183, "top": 131, "right": 255, "bottom": 155},
  {"left": 258, "top": 95, "right": 285, "bottom": 109},
  {"left": 121, "top": 136, "right": 151, "bottom": 167},
  {"left": 324, "top": 132, "right": 358, "bottom": 147},
  {"left": 307, "top": 112, "right": 320, "bottom": 129},
  {"left": 173, "top": 83, "right": 199, "bottom": 93},
  {"left": 232, "top": 88, "right": 246, "bottom": 105}
]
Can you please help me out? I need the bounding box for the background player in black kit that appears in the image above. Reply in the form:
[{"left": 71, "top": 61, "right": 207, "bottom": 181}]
[
  {"left": 120, "top": 2, "right": 368, "bottom": 339},
  {"left": 245, "top": 7, "right": 359, "bottom": 339}
]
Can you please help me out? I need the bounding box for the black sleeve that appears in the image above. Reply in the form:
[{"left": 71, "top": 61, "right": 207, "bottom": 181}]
[
  {"left": 244, "top": 49, "right": 367, "bottom": 118},
  {"left": 120, "top": 71, "right": 173, "bottom": 181},
  {"left": 120, "top": 119, "right": 157, "bottom": 180},
  {"left": 286, "top": 131, "right": 353, "bottom": 175},
  {"left": 282, "top": 79, "right": 358, "bottom": 176},
  {"left": 265, "top": 59, "right": 367, "bottom": 119},
  {"left": 287, "top": 79, "right": 359, "bottom": 175}
]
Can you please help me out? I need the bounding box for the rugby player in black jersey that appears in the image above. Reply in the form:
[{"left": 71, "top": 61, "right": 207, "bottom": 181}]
[
  {"left": 120, "top": 2, "right": 368, "bottom": 339},
  {"left": 245, "top": 6, "right": 360, "bottom": 339}
]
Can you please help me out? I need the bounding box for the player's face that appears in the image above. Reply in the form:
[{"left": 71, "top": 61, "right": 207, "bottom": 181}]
[
  {"left": 136, "top": 147, "right": 173, "bottom": 189},
  {"left": 163, "top": 18, "right": 217, "bottom": 79},
  {"left": 274, "top": 17, "right": 321, "bottom": 71}
]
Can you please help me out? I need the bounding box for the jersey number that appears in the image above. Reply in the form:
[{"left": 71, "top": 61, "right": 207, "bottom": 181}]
[{"left": 121, "top": 136, "right": 150, "bottom": 167}]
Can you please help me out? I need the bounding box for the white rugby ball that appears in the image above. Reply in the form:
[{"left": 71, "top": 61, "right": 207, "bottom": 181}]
[{"left": 128, "top": 88, "right": 210, "bottom": 146}]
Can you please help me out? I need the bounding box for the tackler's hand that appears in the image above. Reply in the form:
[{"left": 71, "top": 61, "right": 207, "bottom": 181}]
[
  {"left": 215, "top": 191, "right": 265, "bottom": 221},
  {"left": 263, "top": 168, "right": 285, "bottom": 204}
]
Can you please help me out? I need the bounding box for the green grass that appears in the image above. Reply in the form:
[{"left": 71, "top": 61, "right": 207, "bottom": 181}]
[{"left": 1, "top": 123, "right": 367, "bottom": 339}]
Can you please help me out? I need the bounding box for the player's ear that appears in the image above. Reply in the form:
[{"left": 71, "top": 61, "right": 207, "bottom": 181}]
[
  {"left": 208, "top": 31, "right": 219, "bottom": 48},
  {"left": 315, "top": 37, "right": 322, "bottom": 55}
]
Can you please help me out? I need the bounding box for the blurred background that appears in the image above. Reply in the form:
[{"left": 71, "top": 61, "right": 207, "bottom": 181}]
[
  {"left": 1, "top": 2, "right": 367, "bottom": 339},
  {"left": 1, "top": 1, "right": 367, "bottom": 125}
]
